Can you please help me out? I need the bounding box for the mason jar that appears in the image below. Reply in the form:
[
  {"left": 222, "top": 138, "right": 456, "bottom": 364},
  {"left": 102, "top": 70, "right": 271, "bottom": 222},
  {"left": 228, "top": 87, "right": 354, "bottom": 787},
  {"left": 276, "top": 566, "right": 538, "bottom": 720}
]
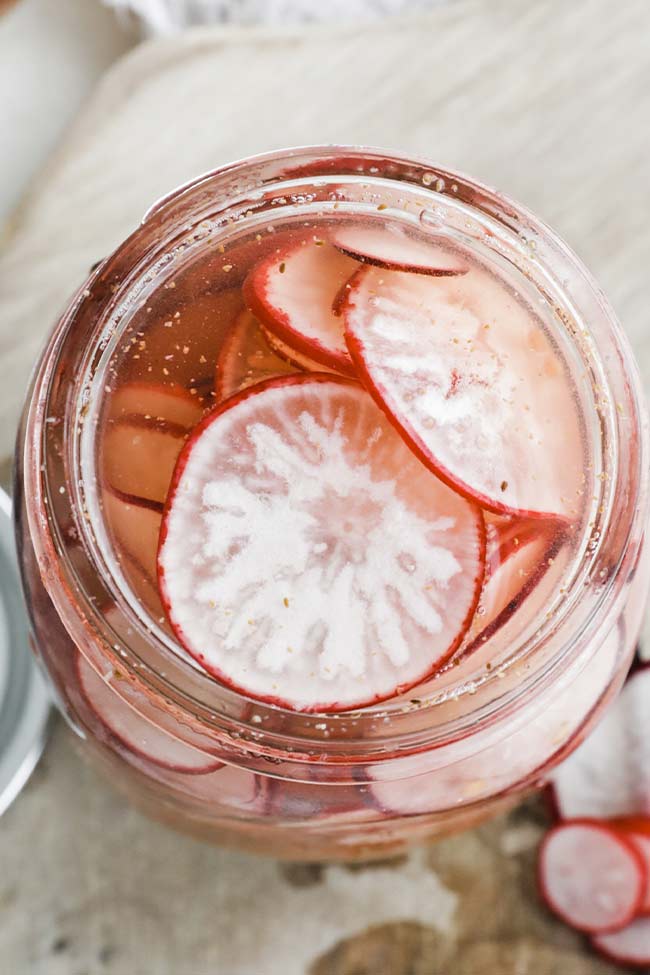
[{"left": 14, "top": 146, "right": 650, "bottom": 860}]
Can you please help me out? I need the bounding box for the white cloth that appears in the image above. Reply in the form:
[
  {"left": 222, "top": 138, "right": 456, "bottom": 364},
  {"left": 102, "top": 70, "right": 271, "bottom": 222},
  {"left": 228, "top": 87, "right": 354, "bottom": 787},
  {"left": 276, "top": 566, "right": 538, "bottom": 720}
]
[{"left": 104, "top": 0, "right": 446, "bottom": 34}]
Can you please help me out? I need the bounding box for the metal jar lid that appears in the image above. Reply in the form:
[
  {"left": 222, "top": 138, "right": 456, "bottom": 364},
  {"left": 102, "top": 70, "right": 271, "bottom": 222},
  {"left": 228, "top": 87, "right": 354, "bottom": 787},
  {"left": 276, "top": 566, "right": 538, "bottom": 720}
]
[{"left": 0, "top": 488, "right": 50, "bottom": 815}]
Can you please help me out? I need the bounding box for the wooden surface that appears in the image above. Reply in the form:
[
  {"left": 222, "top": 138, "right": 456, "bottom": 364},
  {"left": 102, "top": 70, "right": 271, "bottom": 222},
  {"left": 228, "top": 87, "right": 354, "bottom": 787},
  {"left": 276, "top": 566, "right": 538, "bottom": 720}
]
[{"left": 1, "top": 1, "right": 649, "bottom": 971}]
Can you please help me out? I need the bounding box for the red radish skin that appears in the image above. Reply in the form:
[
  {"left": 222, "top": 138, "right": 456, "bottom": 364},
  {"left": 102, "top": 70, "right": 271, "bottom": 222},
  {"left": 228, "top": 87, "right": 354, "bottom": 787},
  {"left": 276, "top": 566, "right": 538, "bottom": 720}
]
[
  {"left": 592, "top": 917, "right": 650, "bottom": 967},
  {"left": 550, "top": 668, "right": 650, "bottom": 821},
  {"left": 214, "top": 309, "right": 298, "bottom": 401},
  {"left": 77, "top": 653, "right": 222, "bottom": 774},
  {"left": 343, "top": 265, "right": 584, "bottom": 520},
  {"left": 108, "top": 381, "right": 203, "bottom": 429},
  {"left": 243, "top": 242, "right": 358, "bottom": 375},
  {"left": 613, "top": 816, "right": 650, "bottom": 837},
  {"left": 332, "top": 225, "right": 468, "bottom": 276},
  {"left": 538, "top": 819, "right": 646, "bottom": 934},
  {"left": 158, "top": 375, "right": 486, "bottom": 713}
]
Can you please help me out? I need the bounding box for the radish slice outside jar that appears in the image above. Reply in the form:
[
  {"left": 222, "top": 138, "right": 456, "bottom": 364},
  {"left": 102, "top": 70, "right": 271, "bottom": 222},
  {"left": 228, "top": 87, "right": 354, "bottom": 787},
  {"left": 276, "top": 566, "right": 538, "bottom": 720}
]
[{"left": 537, "top": 819, "right": 646, "bottom": 934}]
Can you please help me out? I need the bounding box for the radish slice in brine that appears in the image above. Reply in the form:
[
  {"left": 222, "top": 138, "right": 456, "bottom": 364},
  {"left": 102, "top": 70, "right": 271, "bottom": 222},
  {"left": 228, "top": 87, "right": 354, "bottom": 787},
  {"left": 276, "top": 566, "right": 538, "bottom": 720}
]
[
  {"left": 592, "top": 916, "right": 650, "bottom": 967},
  {"left": 259, "top": 323, "right": 339, "bottom": 375},
  {"left": 103, "top": 489, "right": 161, "bottom": 584},
  {"left": 77, "top": 653, "right": 221, "bottom": 773},
  {"left": 344, "top": 265, "right": 585, "bottom": 520},
  {"left": 550, "top": 668, "right": 650, "bottom": 820},
  {"left": 108, "top": 381, "right": 203, "bottom": 428},
  {"left": 538, "top": 819, "right": 646, "bottom": 933},
  {"left": 243, "top": 242, "right": 358, "bottom": 376},
  {"left": 460, "top": 518, "right": 563, "bottom": 654},
  {"left": 332, "top": 225, "right": 468, "bottom": 276},
  {"left": 158, "top": 376, "right": 485, "bottom": 713},
  {"left": 214, "top": 309, "right": 298, "bottom": 401},
  {"left": 103, "top": 421, "right": 188, "bottom": 506}
]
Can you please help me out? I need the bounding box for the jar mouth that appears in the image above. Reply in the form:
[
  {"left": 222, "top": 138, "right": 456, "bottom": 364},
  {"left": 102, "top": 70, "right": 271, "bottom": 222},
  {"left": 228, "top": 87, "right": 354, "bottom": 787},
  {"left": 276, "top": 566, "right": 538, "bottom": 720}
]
[{"left": 22, "top": 145, "right": 649, "bottom": 755}]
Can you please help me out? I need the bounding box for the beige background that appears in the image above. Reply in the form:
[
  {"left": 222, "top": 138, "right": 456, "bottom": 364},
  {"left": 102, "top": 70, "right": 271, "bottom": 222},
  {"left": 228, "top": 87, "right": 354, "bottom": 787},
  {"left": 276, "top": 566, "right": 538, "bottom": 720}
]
[{"left": 1, "top": 1, "right": 648, "bottom": 971}]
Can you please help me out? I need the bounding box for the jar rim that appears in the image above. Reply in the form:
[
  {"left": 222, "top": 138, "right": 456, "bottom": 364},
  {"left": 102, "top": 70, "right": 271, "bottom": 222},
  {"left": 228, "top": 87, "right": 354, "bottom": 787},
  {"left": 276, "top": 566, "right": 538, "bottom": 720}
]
[{"left": 20, "top": 144, "right": 649, "bottom": 757}]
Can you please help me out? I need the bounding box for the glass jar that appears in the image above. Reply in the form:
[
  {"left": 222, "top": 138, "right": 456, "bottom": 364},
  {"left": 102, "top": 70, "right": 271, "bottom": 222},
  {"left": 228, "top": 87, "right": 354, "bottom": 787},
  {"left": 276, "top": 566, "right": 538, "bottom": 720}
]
[{"left": 14, "top": 146, "right": 650, "bottom": 861}]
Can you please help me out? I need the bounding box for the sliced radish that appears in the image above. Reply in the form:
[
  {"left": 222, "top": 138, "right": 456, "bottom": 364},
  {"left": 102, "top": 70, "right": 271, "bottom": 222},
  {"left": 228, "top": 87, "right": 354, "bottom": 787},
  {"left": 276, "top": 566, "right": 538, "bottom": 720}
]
[
  {"left": 259, "top": 323, "right": 338, "bottom": 374},
  {"left": 613, "top": 821, "right": 650, "bottom": 915},
  {"left": 243, "top": 242, "right": 358, "bottom": 375},
  {"left": 108, "top": 381, "right": 203, "bottom": 429},
  {"left": 344, "top": 265, "right": 584, "bottom": 520},
  {"left": 179, "top": 761, "right": 262, "bottom": 807},
  {"left": 77, "top": 653, "right": 221, "bottom": 773},
  {"left": 460, "top": 517, "right": 563, "bottom": 653},
  {"left": 263, "top": 777, "right": 374, "bottom": 822},
  {"left": 102, "top": 488, "right": 162, "bottom": 583},
  {"left": 103, "top": 420, "right": 187, "bottom": 505},
  {"left": 538, "top": 819, "right": 646, "bottom": 933},
  {"left": 215, "top": 309, "right": 298, "bottom": 401},
  {"left": 592, "top": 916, "right": 650, "bottom": 967},
  {"left": 158, "top": 375, "right": 485, "bottom": 712},
  {"left": 551, "top": 668, "right": 650, "bottom": 820},
  {"left": 332, "top": 225, "right": 468, "bottom": 276}
]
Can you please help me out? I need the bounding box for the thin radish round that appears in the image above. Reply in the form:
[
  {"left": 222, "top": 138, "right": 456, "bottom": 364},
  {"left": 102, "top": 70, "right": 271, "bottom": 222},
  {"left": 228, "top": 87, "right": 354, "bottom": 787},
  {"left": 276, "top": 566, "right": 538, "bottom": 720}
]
[
  {"left": 158, "top": 375, "right": 485, "bottom": 712},
  {"left": 102, "top": 420, "right": 187, "bottom": 506},
  {"left": 108, "top": 381, "right": 203, "bottom": 429},
  {"left": 243, "top": 241, "right": 358, "bottom": 375},
  {"left": 344, "top": 265, "right": 584, "bottom": 520},
  {"left": 538, "top": 819, "right": 646, "bottom": 933},
  {"left": 103, "top": 488, "right": 162, "bottom": 584},
  {"left": 551, "top": 668, "right": 650, "bottom": 820},
  {"left": 259, "top": 323, "right": 338, "bottom": 374},
  {"left": 460, "top": 518, "right": 563, "bottom": 654},
  {"left": 592, "top": 917, "right": 650, "bottom": 967},
  {"left": 612, "top": 822, "right": 650, "bottom": 915},
  {"left": 332, "top": 225, "right": 468, "bottom": 276},
  {"left": 214, "top": 309, "right": 298, "bottom": 401},
  {"left": 77, "top": 653, "right": 221, "bottom": 773}
]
